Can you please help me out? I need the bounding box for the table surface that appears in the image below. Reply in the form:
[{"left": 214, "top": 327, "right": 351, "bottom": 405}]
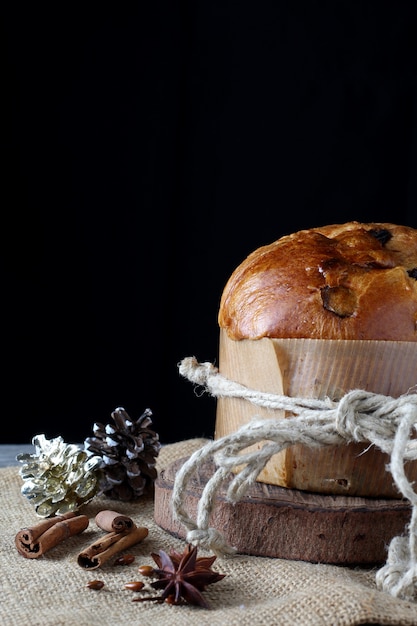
[
  {"left": 1, "top": 445, "right": 36, "bottom": 467},
  {"left": 0, "top": 445, "right": 82, "bottom": 468}
]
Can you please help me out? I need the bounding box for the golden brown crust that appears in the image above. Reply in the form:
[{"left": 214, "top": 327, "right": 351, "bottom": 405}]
[{"left": 218, "top": 221, "right": 417, "bottom": 341}]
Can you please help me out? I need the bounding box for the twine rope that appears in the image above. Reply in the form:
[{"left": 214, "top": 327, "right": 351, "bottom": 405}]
[{"left": 173, "top": 356, "right": 417, "bottom": 601}]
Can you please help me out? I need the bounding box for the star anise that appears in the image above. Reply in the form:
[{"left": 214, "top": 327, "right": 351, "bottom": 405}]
[{"left": 134, "top": 544, "right": 226, "bottom": 608}]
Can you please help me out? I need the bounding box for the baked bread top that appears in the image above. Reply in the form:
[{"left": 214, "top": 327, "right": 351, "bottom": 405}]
[{"left": 218, "top": 221, "right": 417, "bottom": 341}]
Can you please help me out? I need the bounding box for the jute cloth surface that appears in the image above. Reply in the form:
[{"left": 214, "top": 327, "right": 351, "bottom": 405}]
[{"left": 1, "top": 438, "right": 417, "bottom": 626}]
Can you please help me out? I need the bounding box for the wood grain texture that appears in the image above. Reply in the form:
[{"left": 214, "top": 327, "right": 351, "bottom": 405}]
[
  {"left": 154, "top": 456, "right": 412, "bottom": 565},
  {"left": 215, "top": 330, "right": 417, "bottom": 496}
]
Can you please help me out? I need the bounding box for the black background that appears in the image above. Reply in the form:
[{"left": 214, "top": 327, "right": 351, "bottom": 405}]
[{"left": 3, "top": 2, "right": 417, "bottom": 446}]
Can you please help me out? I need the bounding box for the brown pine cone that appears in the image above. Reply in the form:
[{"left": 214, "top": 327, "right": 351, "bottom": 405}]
[{"left": 84, "top": 407, "right": 161, "bottom": 501}]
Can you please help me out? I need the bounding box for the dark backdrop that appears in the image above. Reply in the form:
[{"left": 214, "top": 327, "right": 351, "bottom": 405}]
[{"left": 3, "top": 2, "right": 417, "bottom": 445}]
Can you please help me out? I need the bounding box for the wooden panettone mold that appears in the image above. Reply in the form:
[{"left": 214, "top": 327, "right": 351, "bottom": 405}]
[{"left": 215, "top": 329, "right": 417, "bottom": 498}]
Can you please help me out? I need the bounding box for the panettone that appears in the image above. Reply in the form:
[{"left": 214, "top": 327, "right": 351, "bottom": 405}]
[
  {"left": 215, "top": 221, "right": 417, "bottom": 497},
  {"left": 219, "top": 221, "right": 417, "bottom": 342}
]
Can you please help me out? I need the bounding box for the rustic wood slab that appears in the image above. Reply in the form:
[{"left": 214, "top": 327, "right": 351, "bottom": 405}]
[{"left": 154, "top": 456, "right": 412, "bottom": 565}]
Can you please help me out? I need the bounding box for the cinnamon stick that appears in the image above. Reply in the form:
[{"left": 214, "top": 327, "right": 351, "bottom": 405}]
[
  {"left": 95, "top": 510, "right": 135, "bottom": 533},
  {"left": 77, "top": 526, "right": 148, "bottom": 569},
  {"left": 15, "top": 512, "right": 89, "bottom": 558}
]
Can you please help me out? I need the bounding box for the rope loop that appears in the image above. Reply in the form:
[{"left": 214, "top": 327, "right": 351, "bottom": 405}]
[
  {"left": 174, "top": 356, "right": 417, "bottom": 601},
  {"left": 335, "top": 389, "right": 373, "bottom": 441},
  {"left": 186, "top": 528, "right": 237, "bottom": 557}
]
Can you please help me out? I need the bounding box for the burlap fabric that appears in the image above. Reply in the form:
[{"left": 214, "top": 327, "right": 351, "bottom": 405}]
[{"left": 1, "top": 438, "right": 416, "bottom": 626}]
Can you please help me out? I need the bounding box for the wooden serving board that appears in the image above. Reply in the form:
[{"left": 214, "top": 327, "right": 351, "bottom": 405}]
[{"left": 154, "top": 456, "right": 412, "bottom": 566}]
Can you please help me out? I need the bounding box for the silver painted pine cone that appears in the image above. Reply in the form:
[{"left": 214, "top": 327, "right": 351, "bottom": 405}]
[{"left": 17, "top": 434, "right": 103, "bottom": 517}]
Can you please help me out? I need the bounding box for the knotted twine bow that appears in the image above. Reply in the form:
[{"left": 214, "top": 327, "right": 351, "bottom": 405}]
[{"left": 173, "top": 356, "right": 417, "bottom": 601}]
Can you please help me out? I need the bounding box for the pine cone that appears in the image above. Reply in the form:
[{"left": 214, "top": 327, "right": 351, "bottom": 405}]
[
  {"left": 84, "top": 407, "right": 161, "bottom": 501},
  {"left": 17, "top": 434, "right": 103, "bottom": 517}
]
